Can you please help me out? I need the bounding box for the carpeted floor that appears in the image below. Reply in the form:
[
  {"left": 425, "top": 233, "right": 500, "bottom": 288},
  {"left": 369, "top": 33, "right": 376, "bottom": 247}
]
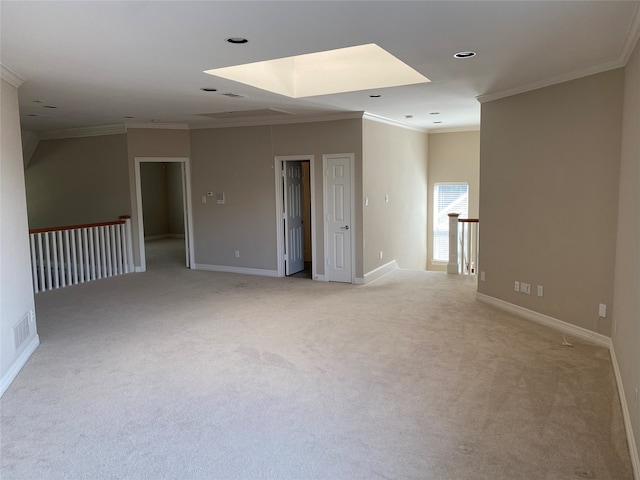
[{"left": 0, "top": 239, "right": 633, "bottom": 479}]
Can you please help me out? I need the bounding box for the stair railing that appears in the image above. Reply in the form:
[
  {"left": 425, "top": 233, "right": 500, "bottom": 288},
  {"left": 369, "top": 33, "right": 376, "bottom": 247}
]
[
  {"left": 29, "top": 216, "right": 134, "bottom": 293},
  {"left": 447, "top": 214, "right": 479, "bottom": 275}
]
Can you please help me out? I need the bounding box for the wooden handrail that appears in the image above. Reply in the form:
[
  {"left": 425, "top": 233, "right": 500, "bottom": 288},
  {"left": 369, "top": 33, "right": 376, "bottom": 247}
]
[
  {"left": 30, "top": 219, "right": 125, "bottom": 234},
  {"left": 458, "top": 218, "right": 479, "bottom": 223}
]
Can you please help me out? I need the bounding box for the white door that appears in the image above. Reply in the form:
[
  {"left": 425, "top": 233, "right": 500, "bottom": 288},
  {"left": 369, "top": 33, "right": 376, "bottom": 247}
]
[
  {"left": 325, "top": 154, "right": 352, "bottom": 283},
  {"left": 284, "top": 161, "right": 304, "bottom": 275},
  {"left": 181, "top": 162, "right": 191, "bottom": 268}
]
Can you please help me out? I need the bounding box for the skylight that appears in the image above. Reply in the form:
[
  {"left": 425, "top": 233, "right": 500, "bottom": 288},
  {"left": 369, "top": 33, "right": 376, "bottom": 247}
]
[{"left": 204, "top": 43, "right": 430, "bottom": 98}]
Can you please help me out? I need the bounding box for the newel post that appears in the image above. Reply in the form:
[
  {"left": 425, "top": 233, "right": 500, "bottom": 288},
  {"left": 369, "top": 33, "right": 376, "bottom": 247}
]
[
  {"left": 447, "top": 213, "right": 460, "bottom": 274},
  {"left": 120, "top": 215, "right": 134, "bottom": 273}
]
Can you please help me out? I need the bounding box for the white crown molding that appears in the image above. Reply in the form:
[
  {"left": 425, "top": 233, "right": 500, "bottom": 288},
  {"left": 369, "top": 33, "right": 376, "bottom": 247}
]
[
  {"left": 477, "top": 59, "right": 624, "bottom": 104},
  {"left": 622, "top": 3, "right": 640, "bottom": 65},
  {"left": 478, "top": 6, "right": 640, "bottom": 105},
  {"left": 38, "top": 124, "right": 126, "bottom": 140},
  {"left": 125, "top": 122, "right": 189, "bottom": 130},
  {"left": 476, "top": 5, "right": 640, "bottom": 103},
  {"left": 189, "top": 111, "right": 364, "bottom": 130},
  {"left": 362, "top": 112, "right": 427, "bottom": 133},
  {"left": 0, "top": 64, "right": 24, "bottom": 88},
  {"left": 427, "top": 126, "right": 480, "bottom": 135}
]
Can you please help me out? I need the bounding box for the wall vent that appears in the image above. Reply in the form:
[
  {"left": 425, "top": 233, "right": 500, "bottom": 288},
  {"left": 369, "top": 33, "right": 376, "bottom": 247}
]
[{"left": 13, "top": 313, "right": 31, "bottom": 349}]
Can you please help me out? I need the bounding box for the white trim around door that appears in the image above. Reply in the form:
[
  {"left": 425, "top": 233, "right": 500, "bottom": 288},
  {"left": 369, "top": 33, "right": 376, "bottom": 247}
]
[
  {"left": 274, "top": 155, "right": 317, "bottom": 279},
  {"left": 134, "top": 156, "right": 195, "bottom": 272},
  {"left": 323, "top": 153, "right": 356, "bottom": 284}
]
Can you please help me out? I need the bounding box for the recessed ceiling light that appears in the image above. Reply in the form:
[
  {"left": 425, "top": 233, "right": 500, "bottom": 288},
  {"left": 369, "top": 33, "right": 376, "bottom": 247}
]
[
  {"left": 405, "top": 115, "right": 413, "bottom": 119},
  {"left": 226, "top": 37, "right": 248, "bottom": 44},
  {"left": 430, "top": 112, "right": 440, "bottom": 115},
  {"left": 370, "top": 94, "right": 382, "bottom": 98},
  {"left": 200, "top": 88, "right": 218, "bottom": 92},
  {"left": 454, "top": 51, "right": 476, "bottom": 59}
]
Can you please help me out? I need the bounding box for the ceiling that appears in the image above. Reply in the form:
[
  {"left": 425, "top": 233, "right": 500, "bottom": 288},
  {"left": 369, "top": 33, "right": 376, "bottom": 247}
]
[{"left": 2, "top": 1, "right": 639, "bottom": 134}]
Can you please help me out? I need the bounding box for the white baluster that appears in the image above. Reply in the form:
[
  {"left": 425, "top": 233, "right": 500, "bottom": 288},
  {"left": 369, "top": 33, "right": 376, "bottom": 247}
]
[
  {"left": 30, "top": 234, "right": 38, "bottom": 293},
  {"left": 71, "top": 229, "right": 78, "bottom": 285},
  {"left": 89, "top": 228, "right": 96, "bottom": 280},
  {"left": 115, "top": 224, "right": 122, "bottom": 275},
  {"left": 38, "top": 233, "right": 46, "bottom": 291},
  {"left": 96, "top": 227, "right": 107, "bottom": 278},
  {"left": 44, "top": 232, "right": 53, "bottom": 290},
  {"left": 123, "top": 217, "right": 134, "bottom": 273},
  {"left": 64, "top": 230, "right": 72, "bottom": 285},
  {"left": 110, "top": 225, "right": 117, "bottom": 276},
  {"left": 82, "top": 228, "right": 91, "bottom": 283},
  {"left": 58, "top": 231, "right": 66, "bottom": 287}
]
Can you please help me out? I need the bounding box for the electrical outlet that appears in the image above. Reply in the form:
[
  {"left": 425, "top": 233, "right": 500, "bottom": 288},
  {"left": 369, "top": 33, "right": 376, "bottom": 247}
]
[
  {"left": 521, "top": 283, "right": 531, "bottom": 295},
  {"left": 480, "top": 271, "right": 485, "bottom": 282},
  {"left": 537, "top": 285, "right": 544, "bottom": 297},
  {"left": 235, "top": 250, "right": 240, "bottom": 258},
  {"left": 379, "top": 251, "right": 383, "bottom": 259},
  {"left": 599, "top": 303, "right": 607, "bottom": 318},
  {"left": 514, "top": 281, "right": 520, "bottom": 292}
]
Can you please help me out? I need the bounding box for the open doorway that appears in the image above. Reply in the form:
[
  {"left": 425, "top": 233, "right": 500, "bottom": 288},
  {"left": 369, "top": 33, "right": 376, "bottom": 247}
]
[
  {"left": 275, "top": 155, "right": 315, "bottom": 279},
  {"left": 134, "top": 157, "right": 195, "bottom": 272}
]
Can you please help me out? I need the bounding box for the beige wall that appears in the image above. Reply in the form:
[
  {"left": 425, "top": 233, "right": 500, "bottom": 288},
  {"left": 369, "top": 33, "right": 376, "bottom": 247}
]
[
  {"left": 140, "top": 162, "right": 184, "bottom": 239},
  {"left": 612, "top": 39, "right": 640, "bottom": 464},
  {"left": 1, "top": 77, "right": 38, "bottom": 391},
  {"left": 190, "top": 125, "right": 276, "bottom": 270},
  {"left": 427, "top": 131, "right": 480, "bottom": 271},
  {"left": 126, "top": 128, "right": 191, "bottom": 265},
  {"left": 271, "top": 119, "right": 363, "bottom": 277},
  {"left": 190, "top": 119, "right": 363, "bottom": 276},
  {"left": 362, "top": 119, "right": 428, "bottom": 273},
  {"left": 24, "top": 134, "right": 130, "bottom": 229},
  {"left": 478, "top": 69, "right": 624, "bottom": 336},
  {"left": 166, "top": 162, "right": 185, "bottom": 235},
  {"left": 140, "top": 163, "right": 170, "bottom": 238}
]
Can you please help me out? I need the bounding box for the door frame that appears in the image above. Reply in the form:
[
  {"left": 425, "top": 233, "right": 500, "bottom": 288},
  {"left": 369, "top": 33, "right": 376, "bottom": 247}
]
[
  {"left": 134, "top": 156, "right": 195, "bottom": 272},
  {"left": 274, "top": 155, "right": 316, "bottom": 279},
  {"left": 323, "top": 153, "right": 356, "bottom": 284}
]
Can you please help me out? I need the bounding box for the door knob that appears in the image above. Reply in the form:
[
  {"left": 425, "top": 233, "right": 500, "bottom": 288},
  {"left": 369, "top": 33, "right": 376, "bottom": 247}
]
[{"left": 341, "top": 225, "right": 349, "bottom": 230}]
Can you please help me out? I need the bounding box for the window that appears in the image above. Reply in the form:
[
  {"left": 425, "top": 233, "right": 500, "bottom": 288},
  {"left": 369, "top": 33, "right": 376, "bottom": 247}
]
[{"left": 433, "top": 183, "right": 468, "bottom": 261}]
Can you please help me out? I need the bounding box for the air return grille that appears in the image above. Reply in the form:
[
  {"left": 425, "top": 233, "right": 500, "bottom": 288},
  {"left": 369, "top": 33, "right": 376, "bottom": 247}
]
[{"left": 13, "top": 312, "right": 31, "bottom": 349}]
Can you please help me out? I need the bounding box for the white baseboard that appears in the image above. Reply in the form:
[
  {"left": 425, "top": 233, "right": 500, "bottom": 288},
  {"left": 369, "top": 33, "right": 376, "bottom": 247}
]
[
  {"left": 145, "top": 234, "right": 185, "bottom": 241},
  {"left": 476, "top": 293, "right": 611, "bottom": 348},
  {"left": 363, "top": 260, "right": 399, "bottom": 285},
  {"left": 476, "top": 292, "right": 639, "bottom": 478},
  {"left": 1, "top": 335, "right": 40, "bottom": 398},
  {"left": 194, "top": 263, "right": 278, "bottom": 278},
  {"left": 134, "top": 266, "right": 145, "bottom": 273},
  {"left": 313, "top": 274, "right": 326, "bottom": 282},
  {"left": 609, "top": 345, "right": 640, "bottom": 479}
]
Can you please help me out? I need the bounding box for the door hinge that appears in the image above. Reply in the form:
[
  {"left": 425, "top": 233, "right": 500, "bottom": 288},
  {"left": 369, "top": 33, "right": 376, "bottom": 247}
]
[
  {"left": 284, "top": 253, "right": 288, "bottom": 261},
  {"left": 281, "top": 170, "right": 286, "bottom": 177}
]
